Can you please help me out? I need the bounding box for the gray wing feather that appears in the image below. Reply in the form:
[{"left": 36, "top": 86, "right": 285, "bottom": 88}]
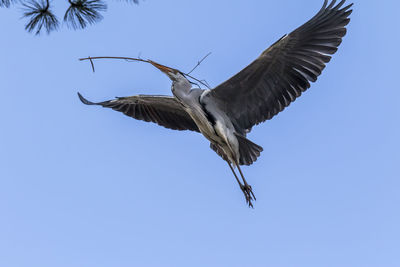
[
  {"left": 78, "top": 92, "right": 200, "bottom": 132},
  {"left": 205, "top": 0, "right": 353, "bottom": 132}
]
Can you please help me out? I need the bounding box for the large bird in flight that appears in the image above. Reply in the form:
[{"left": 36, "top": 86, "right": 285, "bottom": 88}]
[{"left": 78, "top": 0, "right": 353, "bottom": 207}]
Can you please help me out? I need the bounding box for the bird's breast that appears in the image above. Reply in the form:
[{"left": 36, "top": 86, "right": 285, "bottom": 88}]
[{"left": 183, "top": 104, "right": 220, "bottom": 143}]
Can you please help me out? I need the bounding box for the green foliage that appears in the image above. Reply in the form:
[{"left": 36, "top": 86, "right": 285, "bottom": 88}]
[
  {"left": 0, "top": 0, "right": 139, "bottom": 35},
  {"left": 0, "top": 0, "right": 17, "bottom": 8},
  {"left": 22, "top": 0, "right": 59, "bottom": 34},
  {"left": 64, "top": 0, "right": 107, "bottom": 30}
]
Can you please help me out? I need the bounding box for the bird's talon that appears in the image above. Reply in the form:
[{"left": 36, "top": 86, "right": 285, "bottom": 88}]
[{"left": 240, "top": 183, "right": 256, "bottom": 208}]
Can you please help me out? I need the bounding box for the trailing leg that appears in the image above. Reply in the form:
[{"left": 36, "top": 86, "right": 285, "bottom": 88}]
[
  {"left": 237, "top": 164, "right": 256, "bottom": 201},
  {"left": 227, "top": 161, "right": 254, "bottom": 208}
]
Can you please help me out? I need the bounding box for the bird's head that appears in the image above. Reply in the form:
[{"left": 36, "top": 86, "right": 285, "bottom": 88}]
[
  {"left": 149, "top": 60, "right": 186, "bottom": 82},
  {"left": 149, "top": 60, "right": 192, "bottom": 98}
]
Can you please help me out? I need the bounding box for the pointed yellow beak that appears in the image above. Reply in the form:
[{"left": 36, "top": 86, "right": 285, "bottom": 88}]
[{"left": 149, "top": 60, "right": 174, "bottom": 75}]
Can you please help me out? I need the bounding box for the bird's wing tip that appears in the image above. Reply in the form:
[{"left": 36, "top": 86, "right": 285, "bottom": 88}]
[
  {"left": 77, "top": 92, "right": 96, "bottom": 105},
  {"left": 345, "top": 2, "right": 354, "bottom": 10}
]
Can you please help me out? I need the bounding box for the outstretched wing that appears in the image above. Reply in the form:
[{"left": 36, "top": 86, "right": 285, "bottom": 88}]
[
  {"left": 78, "top": 93, "right": 200, "bottom": 132},
  {"left": 204, "top": 0, "right": 353, "bottom": 132}
]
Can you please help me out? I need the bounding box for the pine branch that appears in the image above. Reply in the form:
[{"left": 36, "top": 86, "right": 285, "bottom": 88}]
[
  {"left": 116, "top": 0, "right": 139, "bottom": 3},
  {"left": 2, "top": 0, "right": 141, "bottom": 34},
  {"left": 64, "top": 0, "right": 107, "bottom": 30},
  {"left": 22, "top": 0, "right": 59, "bottom": 35},
  {"left": 0, "top": 0, "right": 17, "bottom": 8}
]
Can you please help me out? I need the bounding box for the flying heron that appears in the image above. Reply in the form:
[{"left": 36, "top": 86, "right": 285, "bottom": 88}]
[{"left": 78, "top": 0, "right": 353, "bottom": 207}]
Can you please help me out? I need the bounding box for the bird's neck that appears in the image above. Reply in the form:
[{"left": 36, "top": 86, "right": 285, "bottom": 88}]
[{"left": 172, "top": 79, "right": 192, "bottom": 103}]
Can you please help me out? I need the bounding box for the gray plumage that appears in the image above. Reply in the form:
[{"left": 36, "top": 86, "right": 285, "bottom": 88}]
[
  {"left": 205, "top": 0, "right": 352, "bottom": 133},
  {"left": 78, "top": 0, "right": 352, "bottom": 207},
  {"left": 78, "top": 93, "right": 199, "bottom": 132}
]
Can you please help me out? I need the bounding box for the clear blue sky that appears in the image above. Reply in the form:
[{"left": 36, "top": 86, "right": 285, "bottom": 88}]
[{"left": 1, "top": 1, "right": 399, "bottom": 266}]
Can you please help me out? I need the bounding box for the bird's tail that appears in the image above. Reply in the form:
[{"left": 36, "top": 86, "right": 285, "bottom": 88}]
[{"left": 234, "top": 133, "right": 263, "bottom": 166}]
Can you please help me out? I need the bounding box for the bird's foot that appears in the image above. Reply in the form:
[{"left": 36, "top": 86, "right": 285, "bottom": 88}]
[{"left": 241, "top": 184, "right": 256, "bottom": 208}]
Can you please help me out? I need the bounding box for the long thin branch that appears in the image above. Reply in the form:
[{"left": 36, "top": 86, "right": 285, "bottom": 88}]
[
  {"left": 187, "top": 52, "right": 212, "bottom": 75},
  {"left": 79, "top": 56, "right": 211, "bottom": 89},
  {"left": 80, "top": 56, "right": 148, "bottom": 72}
]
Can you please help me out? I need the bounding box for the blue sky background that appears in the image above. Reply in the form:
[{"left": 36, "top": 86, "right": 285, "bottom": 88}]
[{"left": 1, "top": 0, "right": 399, "bottom": 266}]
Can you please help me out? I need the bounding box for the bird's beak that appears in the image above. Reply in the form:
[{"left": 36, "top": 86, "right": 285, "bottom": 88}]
[{"left": 149, "top": 60, "right": 176, "bottom": 80}]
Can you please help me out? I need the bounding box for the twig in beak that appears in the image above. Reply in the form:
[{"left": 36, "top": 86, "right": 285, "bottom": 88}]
[{"left": 79, "top": 56, "right": 211, "bottom": 89}]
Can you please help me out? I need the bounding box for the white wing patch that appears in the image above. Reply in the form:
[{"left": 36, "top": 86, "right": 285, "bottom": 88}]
[{"left": 200, "top": 89, "right": 211, "bottom": 103}]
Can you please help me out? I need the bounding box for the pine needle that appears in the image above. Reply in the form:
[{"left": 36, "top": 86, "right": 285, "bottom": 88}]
[
  {"left": 64, "top": 0, "right": 107, "bottom": 30},
  {"left": 22, "top": 0, "right": 59, "bottom": 35}
]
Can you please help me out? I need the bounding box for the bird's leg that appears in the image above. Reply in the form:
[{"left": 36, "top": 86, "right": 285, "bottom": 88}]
[
  {"left": 227, "top": 162, "right": 254, "bottom": 208},
  {"left": 236, "top": 164, "right": 256, "bottom": 201},
  {"left": 227, "top": 161, "right": 244, "bottom": 188}
]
